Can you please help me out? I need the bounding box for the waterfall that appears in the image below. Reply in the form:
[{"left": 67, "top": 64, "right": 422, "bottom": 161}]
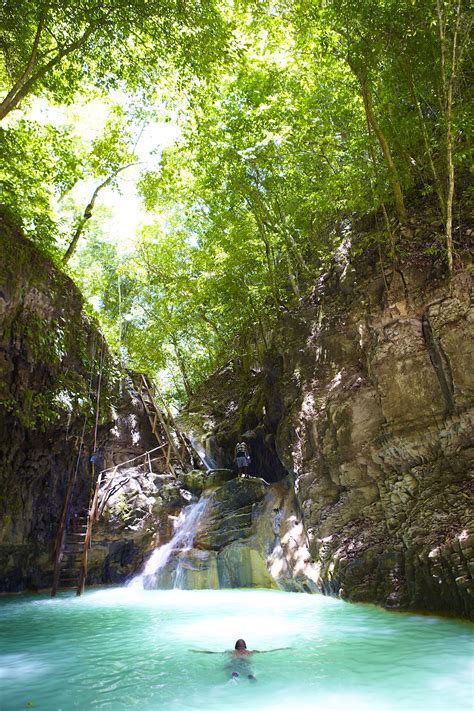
[
  {"left": 129, "top": 497, "right": 208, "bottom": 590},
  {"left": 187, "top": 435, "right": 216, "bottom": 471}
]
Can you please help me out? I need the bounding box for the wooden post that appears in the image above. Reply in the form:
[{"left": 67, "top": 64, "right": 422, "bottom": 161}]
[
  {"left": 76, "top": 472, "right": 102, "bottom": 596},
  {"left": 153, "top": 382, "right": 193, "bottom": 468},
  {"left": 51, "top": 467, "right": 77, "bottom": 597}
]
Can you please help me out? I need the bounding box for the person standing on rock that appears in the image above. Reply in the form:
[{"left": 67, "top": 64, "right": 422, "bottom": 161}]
[{"left": 235, "top": 440, "right": 251, "bottom": 477}]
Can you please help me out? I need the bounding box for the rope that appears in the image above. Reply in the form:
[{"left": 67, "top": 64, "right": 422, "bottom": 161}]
[
  {"left": 71, "top": 339, "right": 98, "bottom": 493},
  {"left": 93, "top": 337, "right": 105, "bottom": 454},
  {"left": 51, "top": 338, "right": 100, "bottom": 596}
]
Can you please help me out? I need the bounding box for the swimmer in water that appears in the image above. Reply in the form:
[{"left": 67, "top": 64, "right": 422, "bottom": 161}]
[
  {"left": 229, "top": 639, "right": 257, "bottom": 681},
  {"left": 191, "top": 638, "right": 289, "bottom": 683}
]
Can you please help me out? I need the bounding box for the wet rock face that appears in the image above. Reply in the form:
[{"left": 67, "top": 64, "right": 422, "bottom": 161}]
[
  {"left": 179, "top": 360, "right": 288, "bottom": 483},
  {"left": 280, "top": 265, "right": 474, "bottom": 618},
  {"left": 153, "top": 476, "right": 319, "bottom": 592},
  {"left": 0, "top": 219, "right": 106, "bottom": 592},
  {"left": 183, "top": 260, "right": 474, "bottom": 618},
  {"left": 194, "top": 477, "right": 267, "bottom": 551}
]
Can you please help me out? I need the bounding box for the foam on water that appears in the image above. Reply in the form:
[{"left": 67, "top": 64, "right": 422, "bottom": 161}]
[
  {"left": 128, "top": 498, "right": 209, "bottom": 590},
  {"left": 0, "top": 588, "right": 472, "bottom": 711}
]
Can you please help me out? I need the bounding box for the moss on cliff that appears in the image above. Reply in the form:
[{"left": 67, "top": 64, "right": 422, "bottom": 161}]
[
  {"left": 0, "top": 213, "right": 118, "bottom": 432},
  {"left": 181, "top": 218, "right": 474, "bottom": 618},
  {"left": 0, "top": 215, "right": 119, "bottom": 591}
]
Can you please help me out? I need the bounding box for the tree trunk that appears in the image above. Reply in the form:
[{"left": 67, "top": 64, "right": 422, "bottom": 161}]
[
  {"left": 0, "top": 20, "right": 100, "bottom": 121},
  {"left": 348, "top": 58, "right": 407, "bottom": 224},
  {"left": 245, "top": 284, "right": 269, "bottom": 350},
  {"left": 171, "top": 337, "right": 193, "bottom": 399},
  {"left": 285, "top": 251, "right": 300, "bottom": 298},
  {"left": 0, "top": 9, "right": 47, "bottom": 120},
  {"left": 63, "top": 163, "right": 138, "bottom": 262},
  {"left": 359, "top": 75, "right": 407, "bottom": 223},
  {"left": 404, "top": 58, "right": 446, "bottom": 219},
  {"left": 437, "top": 0, "right": 466, "bottom": 274}
]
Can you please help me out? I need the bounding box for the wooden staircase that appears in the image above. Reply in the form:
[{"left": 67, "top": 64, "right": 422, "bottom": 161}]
[
  {"left": 54, "top": 513, "right": 88, "bottom": 589},
  {"left": 52, "top": 372, "right": 193, "bottom": 597},
  {"left": 51, "top": 482, "right": 90, "bottom": 597},
  {"left": 51, "top": 465, "right": 105, "bottom": 598},
  {"left": 132, "top": 373, "right": 193, "bottom": 475}
]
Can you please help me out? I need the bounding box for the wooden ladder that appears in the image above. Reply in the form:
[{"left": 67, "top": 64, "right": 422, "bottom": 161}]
[
  {"left": 56, "top": 513, "right": 88, "bottom": 590},
  {"left": 53, "top": 374, "right": 193, "bottom": 597},
  {"left": 51, "top": 460, "right": 100, "bottom": 597},
  {"left": 51, "top": 487, "right": 89, "bottom": 597},
  {"left": 76, "top": 467, "right": 104, "bottom": 596},
  {"left": 133, "top": 373, "right": 192, "bottom": 475}
]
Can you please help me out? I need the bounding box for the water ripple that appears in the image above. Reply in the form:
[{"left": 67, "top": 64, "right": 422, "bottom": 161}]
[{"left": 0, "top": 588, "right": 472, "bottom": 711}]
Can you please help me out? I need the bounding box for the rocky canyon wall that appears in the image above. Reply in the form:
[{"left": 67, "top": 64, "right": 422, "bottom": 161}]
[
  {"left": 0, "top": 218, "right": 105, "bottom": 590},
  {"left": 185, "top": 244, "right": 474, "bottom": 618},
  {"left": 0, "top": 218, "right": 159, "bottom": 591},
  {"left": 1, "top": 215, "right": 472, "bottom": 619},
  {"left": 282, "top": 261, "right": 473, "bottom": 618}
]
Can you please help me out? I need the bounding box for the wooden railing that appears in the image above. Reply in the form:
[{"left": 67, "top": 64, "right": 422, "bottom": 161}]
[
  {"left": 75, "top": 446, "right": 175, "bottom": 596},
  {"left": 55, "top": 373, "right": 194, "bottom": 597}
]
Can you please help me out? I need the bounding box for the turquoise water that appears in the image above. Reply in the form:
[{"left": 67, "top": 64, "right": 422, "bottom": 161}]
[{"left": 0, "top": 588, "right": 472, "bottom": 710}]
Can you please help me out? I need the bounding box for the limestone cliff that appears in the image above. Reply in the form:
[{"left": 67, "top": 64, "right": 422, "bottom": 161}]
[
  {"left": 0, "top": 218, "right": 148, "bottom": 591},
  {"left": 184, "top": 240, "right": 474, "bottom": 618},
  {"left": 2, "top": 215, "right": 472, "bottom": 618}
]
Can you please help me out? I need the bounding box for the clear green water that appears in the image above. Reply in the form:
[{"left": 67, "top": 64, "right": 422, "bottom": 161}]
[{"left": 0, "top": 588, "right": 472, "bottom": 710}]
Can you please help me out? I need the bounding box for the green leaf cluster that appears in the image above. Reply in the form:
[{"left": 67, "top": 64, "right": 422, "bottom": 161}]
[{"left": 0, "top": 0, "right": 471, "bottom": 403}]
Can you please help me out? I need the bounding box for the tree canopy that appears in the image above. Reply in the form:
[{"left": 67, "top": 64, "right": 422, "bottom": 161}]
[{"left": 1, "top": 0, "right": 471, "bottom": 402}]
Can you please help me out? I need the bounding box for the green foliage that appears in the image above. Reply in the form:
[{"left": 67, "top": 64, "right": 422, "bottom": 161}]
[
  {"left": 0, "top": 120, "right": 83, "bottom": 248},
  {"left": 1, "top": 0, "right": 471, "bottom": 404},
  {"left": 0, "top": 0, "right": 231, "bottom": 119},
  {"left": 88, "top": 106, "right": 136, "bottom": 177}
]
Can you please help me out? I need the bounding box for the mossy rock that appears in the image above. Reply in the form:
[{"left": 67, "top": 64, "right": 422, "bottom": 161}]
[
  {"left": 218, "top": 544, "right": 277, "bottom": 588},
  {"left": 210, "top": 476, "right": 267, "bottom": 507},
  {"left": 180, "top": 470, "right": 206, "bottom": 495},
  {"left": 204, "top": 468, "right": 237, "bottom": 488}
]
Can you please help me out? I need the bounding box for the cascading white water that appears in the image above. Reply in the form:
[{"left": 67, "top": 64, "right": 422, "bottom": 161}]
[
  {"left": 129, "top": 497, "right": 208, "bottom": 590},
  {"left": 188, "top": 435, "right": 216, "bottom": 471}
]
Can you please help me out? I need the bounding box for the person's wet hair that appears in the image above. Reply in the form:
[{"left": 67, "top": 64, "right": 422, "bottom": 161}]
[{"left": 235, "top": 639, "right": 247, "bottom": 650}]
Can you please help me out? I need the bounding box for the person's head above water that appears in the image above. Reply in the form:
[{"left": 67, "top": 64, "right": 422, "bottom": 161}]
[{"left": 235, "top": 639, "right": 247, "bottom": 650}]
